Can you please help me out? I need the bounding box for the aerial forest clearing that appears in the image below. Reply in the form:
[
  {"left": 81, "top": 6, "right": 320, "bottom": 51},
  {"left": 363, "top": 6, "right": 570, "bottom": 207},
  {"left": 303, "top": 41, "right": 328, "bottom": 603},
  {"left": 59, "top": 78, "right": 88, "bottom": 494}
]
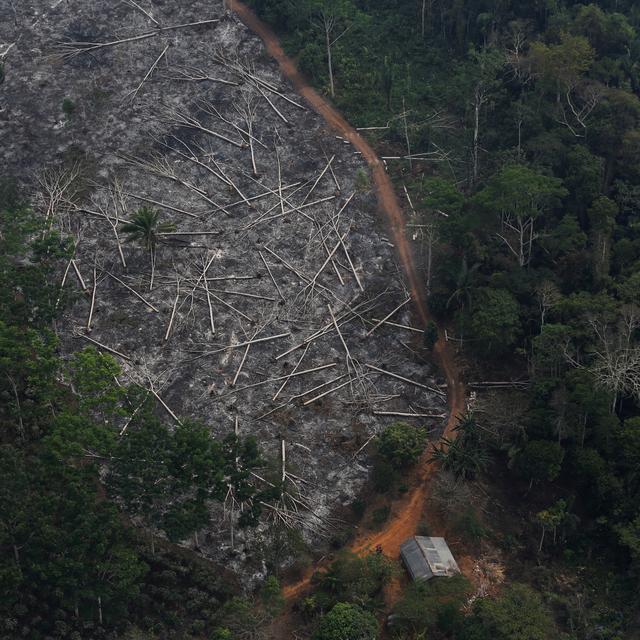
[{"left": 0, "top": 0, "right": 456, "bottom": 582}]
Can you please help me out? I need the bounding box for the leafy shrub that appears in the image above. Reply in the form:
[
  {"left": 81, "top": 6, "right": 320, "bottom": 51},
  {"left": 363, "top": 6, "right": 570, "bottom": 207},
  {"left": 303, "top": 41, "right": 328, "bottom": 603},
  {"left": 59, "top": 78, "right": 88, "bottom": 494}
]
[
  {"left": 372, "top": 505, "right": 390, "bottom": 525},
  {"left": 423, "top": 320, "right": 439, "bottom": 350},
  {"left": 355, "top": 167, "right": 371, "bottom": 191},
  {"left": 515, "top": 440, "right": 564, "bottom": 486},
  {"left": 62, "top": 97, "right": 76, "bottom": 119},
  {"left": 315, "top": 552, "right": 393, "bottom": 611},
  {"left": 377, "top": 422, "right": 427, "bottom": 469},
  {"left": 313, "top": 603, "right": 378, "bottom": 640},
  {"left": 392, "top": 574, "right": 471, "bottom": 636},
  {"left": 260, "top": 576, "right": 285, "bottom": 617},
  {"left": 351, "top": 498, "right": 367, "bottom": 519},
  {"left": 459, "top": 583, "right": 555, "bottom": 640},
  {"left": 371, "top": 458, "right": 397, "bottom": 493}
]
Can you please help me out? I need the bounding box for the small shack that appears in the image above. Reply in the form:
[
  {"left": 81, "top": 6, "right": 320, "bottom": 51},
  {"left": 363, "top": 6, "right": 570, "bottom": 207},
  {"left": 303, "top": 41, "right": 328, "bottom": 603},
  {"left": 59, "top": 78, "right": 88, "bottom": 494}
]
[{"left": 400, "top": 536, "right": 460, "bottom": 581}]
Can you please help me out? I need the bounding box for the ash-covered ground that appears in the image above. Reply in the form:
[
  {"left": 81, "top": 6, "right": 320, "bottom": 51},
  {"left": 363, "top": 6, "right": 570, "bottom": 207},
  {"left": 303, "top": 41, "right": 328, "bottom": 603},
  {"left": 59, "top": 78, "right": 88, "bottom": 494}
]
[{"left": 1, "top": 0, "right": 447, "bottom": 576}]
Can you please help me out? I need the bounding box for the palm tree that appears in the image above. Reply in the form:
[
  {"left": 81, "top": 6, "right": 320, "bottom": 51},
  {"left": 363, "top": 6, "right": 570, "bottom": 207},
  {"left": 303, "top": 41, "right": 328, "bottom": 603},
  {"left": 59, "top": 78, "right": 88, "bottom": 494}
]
[
  {"left": 121, "top": 207, "right": 175, "bottom": 290},
  {"left": 446, "top": 255, "right": 480, "bottom": 314},
  {"left": 446, "top": 255, "right": 480, "bottom": 344},
  {"left": 429, "top": 412, "right": 491, "bottom": 479}
]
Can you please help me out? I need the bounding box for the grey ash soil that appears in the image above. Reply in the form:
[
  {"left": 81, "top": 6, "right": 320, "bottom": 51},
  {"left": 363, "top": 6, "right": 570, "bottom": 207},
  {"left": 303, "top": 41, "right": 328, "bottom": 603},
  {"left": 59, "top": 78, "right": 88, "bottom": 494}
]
[{"left": 1, "top": 0, "right": 446, "bottom": 578}]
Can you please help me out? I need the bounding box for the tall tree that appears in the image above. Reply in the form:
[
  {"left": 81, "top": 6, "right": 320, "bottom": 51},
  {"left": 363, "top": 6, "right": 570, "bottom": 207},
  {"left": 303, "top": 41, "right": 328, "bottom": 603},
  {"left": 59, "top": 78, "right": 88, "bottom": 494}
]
[
  {"left": 587, "top": 195, "right": 618, "bottom": 282},
  {"left": 304, "top": 0, "right": 355, "bottom": 98},
  {"left": 467, "top": 47, "right": 505, "bottom": 184},
  {"left": 473, "top": 165, "right": 567, "bottom": 267},
  {"left": 527, "top": 32, "right": 600, "bottom": 138}
]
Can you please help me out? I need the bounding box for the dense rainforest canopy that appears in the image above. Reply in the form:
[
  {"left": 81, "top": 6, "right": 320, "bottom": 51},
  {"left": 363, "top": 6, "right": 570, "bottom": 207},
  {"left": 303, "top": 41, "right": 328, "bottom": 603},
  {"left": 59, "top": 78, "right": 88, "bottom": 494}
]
[
  {"left": 3, "top": 0, "right": 640, "bottom": 638},
  {"left": 246, "top": 0, "right": 640, "bottom": 637}
]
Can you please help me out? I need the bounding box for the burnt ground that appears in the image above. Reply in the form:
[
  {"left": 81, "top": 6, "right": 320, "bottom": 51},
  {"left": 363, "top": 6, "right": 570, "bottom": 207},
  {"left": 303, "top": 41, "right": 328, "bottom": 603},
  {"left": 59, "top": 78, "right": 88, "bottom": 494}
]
[{"left": 1, "top": 0, "right": 447, "bottom": 579}]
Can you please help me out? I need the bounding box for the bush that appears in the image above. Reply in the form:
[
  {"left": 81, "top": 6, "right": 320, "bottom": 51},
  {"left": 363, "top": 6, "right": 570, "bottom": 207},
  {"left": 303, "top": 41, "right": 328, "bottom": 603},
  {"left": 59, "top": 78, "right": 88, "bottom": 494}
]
[
  {"left": 468, "top": 287, "right": 521, "bottom": 357},
  {"left": 459, "top": 583, "right": 555, "bottom": 640},
  {"left": 392, "top": 574, "right": 471, "bottom": 636},
  {"left": 371, "top": 458, "right": 397, "bottom": 493},
  {"left": 298, "top": 41, "right": 325, "bottom": 81},
  {"left": 372, "top": 505, "right": 390, "bottom": 525},
  {"left": 313, "top": 603, "right": 378, "bottom": 640},
  {"left": 316, "top": 552, "right": 393, "bottom": 611},
  {"left": 423, "top": 320, "right": 439, "bottom": 350},
  {"left": 515, "top": 440, "right": 564, "bottom": 486},
  {"left": 377, "top": 422, "right": 427, "bottom": 469},
  {"left": 260, "top": 576, "right": 285, "bottom": 617},
  {"left": 351, "top": 498, "right": 367, "bottom": 519},
  {"left": 355, "top": 167, "right": 371, "bottom": 191},
  {"left": 62, "top": 97, "right": 75, "bottom": 119}
]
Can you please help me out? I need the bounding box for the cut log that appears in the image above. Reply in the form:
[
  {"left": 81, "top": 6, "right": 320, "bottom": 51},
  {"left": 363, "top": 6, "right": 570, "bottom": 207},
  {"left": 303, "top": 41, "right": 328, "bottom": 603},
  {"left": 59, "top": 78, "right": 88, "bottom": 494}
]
[{"left": 365, "top": 364, "right": 446, "bottom": 396}]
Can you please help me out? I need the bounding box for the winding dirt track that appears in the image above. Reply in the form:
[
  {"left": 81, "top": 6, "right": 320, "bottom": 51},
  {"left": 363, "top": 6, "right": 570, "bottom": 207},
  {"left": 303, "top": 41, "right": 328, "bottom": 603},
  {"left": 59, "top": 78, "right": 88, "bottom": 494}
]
[{"left": 231, "top": 1, "right": 466, "bottom": 600}]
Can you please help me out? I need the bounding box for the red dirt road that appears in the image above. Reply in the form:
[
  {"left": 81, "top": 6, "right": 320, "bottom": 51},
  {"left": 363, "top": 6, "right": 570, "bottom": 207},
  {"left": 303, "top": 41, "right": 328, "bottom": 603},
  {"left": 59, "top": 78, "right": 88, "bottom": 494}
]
[{"left": 230, "top": 0, "right": 466, "bottom": 601}]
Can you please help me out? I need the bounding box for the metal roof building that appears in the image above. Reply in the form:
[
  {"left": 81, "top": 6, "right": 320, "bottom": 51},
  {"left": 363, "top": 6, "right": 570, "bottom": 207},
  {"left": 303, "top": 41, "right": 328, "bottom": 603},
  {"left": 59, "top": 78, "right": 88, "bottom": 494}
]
[{"left": 400, "top": 536, "right": 460, "bottom": 581}]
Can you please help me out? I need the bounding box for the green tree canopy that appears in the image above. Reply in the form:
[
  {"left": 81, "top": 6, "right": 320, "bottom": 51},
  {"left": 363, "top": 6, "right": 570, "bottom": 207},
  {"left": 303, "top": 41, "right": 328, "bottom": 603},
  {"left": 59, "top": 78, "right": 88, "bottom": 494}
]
[
  {"left": 461, "top": 584, "right": 555, "bottom": 640},
  {"left": 377, "top": 422, "right": 427, "bottom": 469},
  {"left": 473, "top": 166, "right": 567, "bottom": 267},
  {"left": 313, "top": 602, "right": 378, "bottom": 640},
  {"left": 515, "top": 440, "right": 564, "bottom": 486},
  {"left": 468, "top": 287, "right": 521, "bottom": 356}
]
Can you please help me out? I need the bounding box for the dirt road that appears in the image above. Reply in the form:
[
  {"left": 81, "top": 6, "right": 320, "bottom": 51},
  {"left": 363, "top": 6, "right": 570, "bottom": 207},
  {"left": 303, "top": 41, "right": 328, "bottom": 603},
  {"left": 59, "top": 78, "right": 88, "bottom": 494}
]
[{"left": 230, "top": 0, "right": 466, "bottom": 600}]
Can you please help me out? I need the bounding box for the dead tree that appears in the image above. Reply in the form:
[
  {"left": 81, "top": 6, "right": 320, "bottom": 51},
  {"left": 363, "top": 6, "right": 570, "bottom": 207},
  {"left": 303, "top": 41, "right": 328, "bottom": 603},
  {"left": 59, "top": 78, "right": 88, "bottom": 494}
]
[
  {"left": 235, "top": 91, "right": 260, "bottom": 176},
  {"left": 308, "top": 6, "right": 352, "bottom": 98},
  {"left": 555, "top": 82, "right": 603, "bottom": 138},
  {"left": 35, "top": 163, "right": 82, "bottom": 231},
  {"left": 55, "top": 19, "right": 220, "bottom": 60}
]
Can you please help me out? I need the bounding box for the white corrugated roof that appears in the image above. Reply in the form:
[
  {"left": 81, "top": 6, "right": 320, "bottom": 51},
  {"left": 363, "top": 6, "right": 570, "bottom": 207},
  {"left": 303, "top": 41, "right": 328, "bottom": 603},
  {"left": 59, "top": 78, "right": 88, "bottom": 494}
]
[{"left": 400, "top": 536, "right": 460, "bottom": 580}]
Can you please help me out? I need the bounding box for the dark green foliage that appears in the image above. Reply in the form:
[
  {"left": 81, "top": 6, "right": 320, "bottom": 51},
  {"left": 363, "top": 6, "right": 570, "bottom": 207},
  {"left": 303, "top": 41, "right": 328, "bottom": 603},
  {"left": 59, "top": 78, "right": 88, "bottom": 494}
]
[
  {"left": 423, "top": 319, "right": 439, "bottom": 350},
  {"left": 371, "top": 505, "right": 390, "bottom": 525},
  {"left": 0, "top": 446, "right": 147, "bottom": 637},
  {"left": 0, "top": 322, "right": 60, "bottom": 442},
  {"left": 68, "top": 347, "right": 126, "bottom": 421},
  {"left": 377, "top": 421, "right": 426, "bottom": 469},
  {"left": 121, "top": 207, "right": 176, "bottom": 251},
  {"left": 431, "top": 413, "right": 491, "bottom": 480},
  {"left": 371, "top": 457, "right": 397, "bottom": 493},
  {"left": 351, "top": 498, "right": 366, "bottom": 519},
  {"left": 260, "top": 576, "right": 285, "bottom": 616},
  {"left": 515, "top": 440, "right": 565, "bottom": 485},
  {"left": 459, "top": 584, "right": 556, "bottom": 640},
  {"left": 391, "top": 574, "right": 471, "bottom": 636},
  {"left": 467, "top": 287, "right": 521, "bottom": 356},
  {"left": 0, "top": 197, "right": 73, "bottom": 328},
  {"left": 108, "top": 419, "right": 226, "bottom": 542},
  {"left": 213, "top": 597, "right": 261, "bottom": 638},
  {"left": 62, "top": 97, "right": 76, "bottom": 118},
  {"left": 314, "top": 551, "right": 393, "bottom": 612},
  {"left": 313, "top": 602, "right": 378, "bottom": 640}
]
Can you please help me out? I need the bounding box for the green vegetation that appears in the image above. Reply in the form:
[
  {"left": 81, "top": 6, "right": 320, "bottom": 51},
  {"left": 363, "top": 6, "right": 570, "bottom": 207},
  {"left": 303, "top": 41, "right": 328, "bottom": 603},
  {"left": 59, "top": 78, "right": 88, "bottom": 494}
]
[
  {"left": 0, "top": 185, "right": 285, "bottom": 637},
  {"left": 378, "top": 421, "right": 427, "bottom": 469},
  {"left": 430, "top": 412, "right": 491, "bottom": 480},
  {"left": 304, "top": 552, "right": 392, "bottom": 639},
  {"left": 6, "top": 0, "right": 640, "bottom": 637},
  {"left": 391, "top": 574, "right": 471, "bottom": 636},
  {"left": 121, "top": 207, "right": 176, "bottom": 289},
  {"left": 313, "top": 602, "right": 378, "bottom": 640},
  {"left": 459, "top": 584, "right": 556, "bottom": 640},
  {"left": 312, "top": 551, "right": 393, "bottom": 612},
  {"left": 250, "top": 0, "right": 640, "bottom": 637},
  {"left": 62, "top": 97, "right": 75, "bottom": 119}
]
